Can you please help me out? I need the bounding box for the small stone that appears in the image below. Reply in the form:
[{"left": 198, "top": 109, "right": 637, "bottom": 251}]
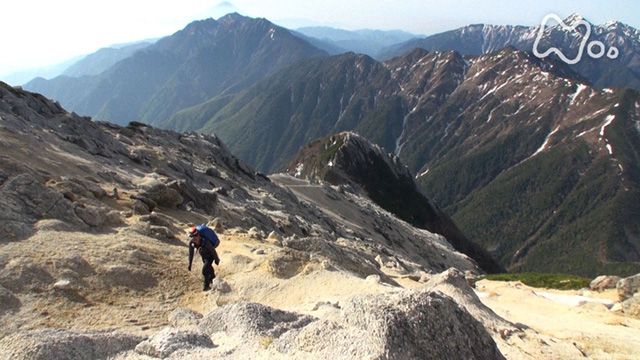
[
  {"left": 211, "top": 278, "right": 231, "bottom": 293},
  {"left": 266, "top": 231, "right": 282, "bottom": 245},
  {"left": 248, "top": 227, "right": 264, "bottom": 240},
  {"left": 53, "top": 279, "right": 72, "bottom": 290}
]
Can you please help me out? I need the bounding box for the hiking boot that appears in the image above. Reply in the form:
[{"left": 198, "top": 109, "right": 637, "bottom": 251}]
[{"left": 203, "top": 284, "right": 211, "bottom": 291}]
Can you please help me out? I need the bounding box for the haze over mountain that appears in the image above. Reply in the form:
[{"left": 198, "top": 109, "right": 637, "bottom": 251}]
[
  {"left": 25, "top": 13, "right": 327, "bottom": 126},
  {"left": 171, "top": 45, "right": 640, "bottom": 276},
  {"left": 295, "top": 26, "right": 417, "bottom": 56},
  {"left": 381, "top": 14, "right": 640, "bottom": 91},
  {"left": 61, "top": 41, "right": 154, "bottom": 78}
]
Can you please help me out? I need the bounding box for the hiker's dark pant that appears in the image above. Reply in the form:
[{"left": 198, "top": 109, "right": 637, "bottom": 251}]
[{"left": 201, "top": 249, "right": 219, "bottom": 288}]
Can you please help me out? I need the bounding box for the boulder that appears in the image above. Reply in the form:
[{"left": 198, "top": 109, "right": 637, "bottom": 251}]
[
  {"left": 621, "top": 295, "right": 640, "bottom": 318},
  {"left": 424, "top": 268, "right": 516, "bottom": 333},
  {"left": 0, "top": 329, "right": 142, "bottom": 360},
  {"left": 284, "top": 289, "right": 505, "bottom": 360},
  {"left": 168, "top": 308, "right": 203, "bottom": 328},
  {"left": 198, "top": 302, "right": 315, "bottom": 339},
  {"left": 0, "top": 172, "right": 80, "bottom": 242},
  {"left": 617, "top": 273, "right": 640, "bottom": 301},
  {"left": 132, "top": 200, "right": 150, "bottom": 215},
  {"left": 139, "top": 212, "right": 174, "bottom": 228},
  {"left": 140, "top": 183, "right": 183, "bottom": 208},
  {"left": 74, "top": 204, "right": 109, "bottom": 227},
  {"left": 590, "top": 275, "right": 622, "bottom": 291},
  {"left": 130, "top": 195, "right": 157, "bottom": 212},
  {"left": 134, "top": 327, "right": 214, "bottom": 358},
  {"left": 210, "top": 278, "right": 231, "bottom": 293},
  {"left": 167, "top": 180, "right": 217, "bottom": 215},
  {"left": 266, "top": 231, "right": 282, "bottom": 245},
  {"left": 205, "top": 167, "right": 220, "bottom": 178}
]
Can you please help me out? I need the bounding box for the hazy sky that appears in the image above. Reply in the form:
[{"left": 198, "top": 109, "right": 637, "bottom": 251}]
[{"left": 1, "top": 0, "right": 639, "bottom": 76}]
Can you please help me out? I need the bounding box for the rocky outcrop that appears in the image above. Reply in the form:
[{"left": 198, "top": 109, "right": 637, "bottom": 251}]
[
  {"left": 198, "top": 302, "right": 315, "bottom": 340},
  {"left": 139, "top": 183, "right": 183, "bottom": 209},
  {"left": 0, "top": 171, "right": 81, "bottom": 242},
  {"left": 424, "top": 268, "right": 516, "bottom": 334},
  {"left": 168, "top": 308, "right": 203, "bottom": 328},
  {"left": 617, "top": 273, "right": 640, "bottom": 301},
  {"left": 590, "top": 275, "right": 622, "bottom": 291},
  {"left": 0, "top": 329, "right": 143, "bottom": 360},
  {"left": 287, "top": 132, "right": 503, "bottom": 274},
  {"left": 283, "top": 289, "right": 504, "bottom": 359},
  {"left": 134, "top": 328, "right": 214, "bottom": 358}
]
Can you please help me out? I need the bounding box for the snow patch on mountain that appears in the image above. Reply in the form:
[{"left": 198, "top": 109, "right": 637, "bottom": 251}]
[{"left": 600, "top": 114, "right": 616, "bottom": 137}]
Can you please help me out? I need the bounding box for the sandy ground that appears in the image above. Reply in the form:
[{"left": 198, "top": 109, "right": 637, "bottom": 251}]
[{"left": 475, "top": 280, "right": 640, "bottom": 359}]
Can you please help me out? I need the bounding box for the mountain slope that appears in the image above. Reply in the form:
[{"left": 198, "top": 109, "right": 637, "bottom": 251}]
[
  {"left": 62, "top": 41, "right": 153, "bottom": 77},
  {"left": 24, "top": 13, "right": 327, "bottom": 126},
  {"left": 183, "top": 52, "right": 404, "bottom": 172},
  {"left": 380, "top": 14, "right": 640, "bottom": 91},
  {"left": 286, "top": 131, "right": 503, "bottom": 273},
  {"left": 178, "top": 46, "right": 640, "bottom": 276}
]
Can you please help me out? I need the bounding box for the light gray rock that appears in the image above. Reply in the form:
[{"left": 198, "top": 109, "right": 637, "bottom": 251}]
[
  {"left": 282, "top": 288, "right": 505, "bottom": 360},
  {"left": 0, "top": 329, "right": 142, "bottom": 360},
  {"left": 53, "top": 279, "right": 73, "bottom": 290},
  {"left": 168, "top": 308, "right": 203, "bottom": 328},
  {"left": 590, "top": 275, "right": 622, "bottom": 291},
  {"left": 134, "top": 327, "right": 214, "bottom": 358},
  {"left": 198, "top": 302, "right": 315, "bottom": 339},
  {"left": 425, "top": 268, "right": 517, "bottom": 335},
  {"left": 617, "top": 273, "right": 640, "bottom": 301},
  {"left": 211, "top": 278, "right": 231, "bottom": 293}
]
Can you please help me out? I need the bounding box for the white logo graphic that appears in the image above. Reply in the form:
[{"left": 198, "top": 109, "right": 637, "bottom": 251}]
[{"left": 533, "top": 13, "right": 619, "bottom": 64}]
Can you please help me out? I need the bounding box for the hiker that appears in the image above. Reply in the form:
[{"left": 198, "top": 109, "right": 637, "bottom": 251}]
[{"left": 187, "top": 224, "right": 221, "bottom": 291}]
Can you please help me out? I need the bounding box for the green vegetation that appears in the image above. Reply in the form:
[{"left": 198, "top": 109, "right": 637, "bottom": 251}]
[{"left": 481, "top": 272, "right": 590, "bottom": 290}]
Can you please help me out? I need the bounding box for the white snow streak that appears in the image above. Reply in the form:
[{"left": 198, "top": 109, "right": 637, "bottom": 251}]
[
  {"left": 568, "top": 84, "right": 588, "bottom": 105},
  {"left": 600, "top": 115, "right": 615, "bottom": 137},
  {"left": 606, "top": 144, "right": 613, "bottom": 155},
  {"left": 532, "top": 126, "right": 560, "bottom": 157}
]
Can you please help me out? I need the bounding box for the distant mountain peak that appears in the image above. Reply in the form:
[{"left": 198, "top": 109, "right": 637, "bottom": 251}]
[{"left": 562, "top": 12, "right": 590, "bottom": 26}]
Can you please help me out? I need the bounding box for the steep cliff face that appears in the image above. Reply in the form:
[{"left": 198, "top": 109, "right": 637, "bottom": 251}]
[{"left": 287, "top": 132, "right": 503, "bottom": 273}]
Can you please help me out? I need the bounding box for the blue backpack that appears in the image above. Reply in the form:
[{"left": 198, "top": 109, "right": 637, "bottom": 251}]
[{"left": 196, "top": 224, "right": 220, "bottom": 248}]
